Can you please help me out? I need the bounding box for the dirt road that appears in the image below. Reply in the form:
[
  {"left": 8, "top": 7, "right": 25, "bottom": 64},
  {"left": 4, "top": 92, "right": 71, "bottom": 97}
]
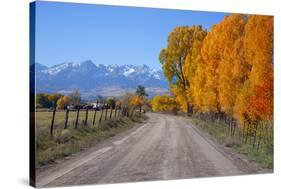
[{"left": 36, "top": 113, "right": 267, "bottom": 187}]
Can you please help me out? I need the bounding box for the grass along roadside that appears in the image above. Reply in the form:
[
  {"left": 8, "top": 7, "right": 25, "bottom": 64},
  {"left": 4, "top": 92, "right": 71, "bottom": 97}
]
[
  {"left": 190, "top": 118, "right": 273, "bottom": 169},
  {"left": 36, "top": 115, "right": 147, "bottom": 168}
]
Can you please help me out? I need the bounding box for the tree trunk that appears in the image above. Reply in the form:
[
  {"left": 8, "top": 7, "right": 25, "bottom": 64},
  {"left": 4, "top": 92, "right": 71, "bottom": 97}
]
[
  {"left": 189, "top": 104, "right": 193, "bottom": 116},
  {"left": 186, "top": 101, "right": 189, "bottom": 117}
]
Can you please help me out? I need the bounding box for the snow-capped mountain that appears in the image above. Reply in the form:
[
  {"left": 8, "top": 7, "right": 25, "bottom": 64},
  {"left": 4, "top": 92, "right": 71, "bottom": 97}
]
[{"left": 32, "top": 60, "right": 169, "bottom": 99}]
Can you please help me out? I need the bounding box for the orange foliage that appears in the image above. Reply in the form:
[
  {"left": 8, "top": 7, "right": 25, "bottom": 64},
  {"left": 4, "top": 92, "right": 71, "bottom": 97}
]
[
  {"left": 151, "top": 95, "right": 178, "bottom": 113},
  {"left": 160, "top": 25, "right": 207, "bottom": 113},
  {"left": 247, "top": 75, "right": 273, "bottom": 121},
  {"left": 235, "top": 15, "right": 273, "bottom": 123},
  {"left": 159, "top": 14, "right": 273, "bottom": 124},
  {"left": 130, "top": 95, "right": 145, "bottom": 107},
  {"left": 56, "top": 96, "right": 70, "bottom": 109}
]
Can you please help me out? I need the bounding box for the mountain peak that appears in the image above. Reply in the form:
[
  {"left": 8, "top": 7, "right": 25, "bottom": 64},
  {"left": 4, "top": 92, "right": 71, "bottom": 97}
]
[
  {"left": 30, "top": 62, "right": 49, "bottom": 72},
  {"left": 81, "top": 60, "right": 94, "bottom": 65},
  {"left": 34, "top": 60, "right": 168, "bottom": 99}
]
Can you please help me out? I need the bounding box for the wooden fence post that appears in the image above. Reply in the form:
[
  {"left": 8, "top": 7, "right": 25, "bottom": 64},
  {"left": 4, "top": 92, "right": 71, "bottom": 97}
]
[
  {"left": 120, "top": 106, "right": 123, "bottom": 117},
  {"left": 50, "top": 108, "right": 56, "bottom": 136},
  {"left": 93, "top": 100, "right": 98, "bottom": 126},
  {"left": 75, "top": 108, "right": 80, "bottom": 129},
  {"left": 256, "top": 122, "right": 263, "bottom": 152},
  {"left": 118, "top": 107, "right": 121, "bottom": 117},
  {"left": 120, "top": 107, "right": 123, "bottom": 117},
  {"left": 84, "top": 107, "right": 89, "bottom": 126},
  {"left": 138, "top": 105, "right": 142, "bottom": 116},
  {"left": 125, "top": 107, "right": 127, "bottom": 117},
  {"left": 130, "top": 108, "right": 135, "bottom": 117},
  {"left": 99, "top": 103, "right": 104, "bottom": 124},
  {"left": 109, "top": 106, "right": 113, "bottom": 119},
  {"left": 231, "top": 120, "right": 236, "bottom": 137},
  {"left": 105, "top": 107, "right": 108, "bottom": 120},
  {"left": 227, "top": 118, "right": 231, "bottom": 136},
  {"left": 64, "top": 109, "right": 69, "bottom": 129},
  {"left": 242, "top": 120, "right": 246, "bottom": 143},
  {"left": 121, "top": 107, "right": 125, "bottom": 117},
  {"left": 252, "top": 124, "right": 258, "bottom": 149},
  {"left": 114, "top": 106, "right": 117, "bottom": 118},
  {"left": 245, "top": 123, "right": 250, "bottom": 144}
]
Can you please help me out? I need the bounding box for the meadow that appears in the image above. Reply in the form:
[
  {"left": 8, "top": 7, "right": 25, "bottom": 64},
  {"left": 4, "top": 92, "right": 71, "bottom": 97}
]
[{"left": 35, "top": 109, "right": 146, "bottom": 167}]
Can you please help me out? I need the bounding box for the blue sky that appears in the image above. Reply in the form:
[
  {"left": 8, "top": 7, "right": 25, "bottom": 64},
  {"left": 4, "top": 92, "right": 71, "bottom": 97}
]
[{"left": 35, "top": 1, "right": 227, "bottom": 70}]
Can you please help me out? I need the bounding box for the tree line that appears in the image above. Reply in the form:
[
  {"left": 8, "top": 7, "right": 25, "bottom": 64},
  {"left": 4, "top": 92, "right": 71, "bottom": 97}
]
[
  {"left": 36, "top": 85, "right": 148, "bottom": 112},
  {"left": 37, "top": 86, "right": 148, "bottom": 136},
  {"left": 36, "top": 90, "right": 81, "bottom": 109},
  {"left": 153, "top": 14, "right": 273, "bottom": 137}
]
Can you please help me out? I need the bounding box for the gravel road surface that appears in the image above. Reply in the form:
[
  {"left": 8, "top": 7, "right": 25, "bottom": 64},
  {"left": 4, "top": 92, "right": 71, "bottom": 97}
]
[{"left": 36, "top": 113, "right": 268, "bottom": 187}]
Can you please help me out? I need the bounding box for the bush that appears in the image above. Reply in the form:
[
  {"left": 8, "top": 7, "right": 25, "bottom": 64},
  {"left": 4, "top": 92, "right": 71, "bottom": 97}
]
[{"left": 55, "top": 129, "right": 72, "bottom": 144}]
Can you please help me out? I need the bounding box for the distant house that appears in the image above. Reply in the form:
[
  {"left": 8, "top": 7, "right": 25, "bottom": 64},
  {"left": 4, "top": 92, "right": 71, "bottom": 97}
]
[
  {"left": 66, "top": 105, "right": 75, "bottom": 110},
  {"left": 91, "top": 102, "right": 110, "bottom": 109},
  {"left": 91, "top": 102, "right": 102, "bottom": 108}
]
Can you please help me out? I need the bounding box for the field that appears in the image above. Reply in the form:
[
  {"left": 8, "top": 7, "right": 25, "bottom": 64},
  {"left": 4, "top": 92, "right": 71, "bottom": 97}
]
[
  {"left": 36, "top": 109, "right": 104, "bottom": 129},
  {"left": 35, "top": 109, "right": 146, "bottom": 167}
]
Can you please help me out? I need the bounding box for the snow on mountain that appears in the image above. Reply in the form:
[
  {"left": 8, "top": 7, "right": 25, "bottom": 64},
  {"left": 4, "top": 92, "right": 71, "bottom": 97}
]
[
  {"left": 32, "top": 60, "right": 168, "bottom": 99},
  {"left": 123, "top": 68, "right": 135, "bottom": 77},
  {"left": 153, "top": 73, "right": 161, "bottom": 80}
]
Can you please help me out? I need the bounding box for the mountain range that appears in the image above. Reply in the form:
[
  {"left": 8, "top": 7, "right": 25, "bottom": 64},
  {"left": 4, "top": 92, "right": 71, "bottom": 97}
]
[{"left": 31, "top": 60, "right": 169, "bottom": 100}]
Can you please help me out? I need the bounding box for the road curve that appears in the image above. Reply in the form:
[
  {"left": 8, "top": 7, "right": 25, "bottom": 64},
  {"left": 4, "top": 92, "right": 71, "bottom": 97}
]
[{"left": 36, "top": 113, "right": 264, "bottom": 187}]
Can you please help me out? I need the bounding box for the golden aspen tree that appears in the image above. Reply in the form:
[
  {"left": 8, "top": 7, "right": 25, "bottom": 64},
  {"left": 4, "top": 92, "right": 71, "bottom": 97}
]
[
  {"left": 47, "top": 93, "right": 63, "bottom": 107},
  {"left": 243, "top": 15, "right": 273, "bottom": 121},
  {"left": 201, "top": 23, "right": 222, "bottom": 112},
  {"left": 189, "top": 54, "right": 206, "bottom": 112},
  {"left": 130, "top": 95, "right": 145, "bottom": 113},
  {"left": 130, "top": 95, "right": 145, "bottom": 108},
  {"left": 233, "top": 80, "right": 251, "bottom": 123},
  {"left": 201, "top": 14, "right": 249, "bottom": 117},
  {"left": 56, "top": 96, "right": 70, "bottom": 109},
  {"left": 159, "top": 14, "right": 273, "bottom": 125},
  {"left": 150, "top": 95, "right": 178, "bottom": 113},
  {"left": 183, "top": 26, "right": 207, "bottom": 112},
  {"left": 159, "top": 25, "right": 207, "bottom": 115},
  {"left": 215, "top": 14, "right": 248, "bottom": 115},
  {"left": 151, "top": 95, "right": 165, "bottom": 112}
]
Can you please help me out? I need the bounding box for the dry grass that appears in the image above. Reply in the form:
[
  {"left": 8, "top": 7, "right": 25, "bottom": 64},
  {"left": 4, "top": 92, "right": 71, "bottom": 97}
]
[
  {"left": 191, "top": 118, "right": 273, "bottom": 169},
  {"left": 35, "top": 110, "right": 147, "bottom": 167}
]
